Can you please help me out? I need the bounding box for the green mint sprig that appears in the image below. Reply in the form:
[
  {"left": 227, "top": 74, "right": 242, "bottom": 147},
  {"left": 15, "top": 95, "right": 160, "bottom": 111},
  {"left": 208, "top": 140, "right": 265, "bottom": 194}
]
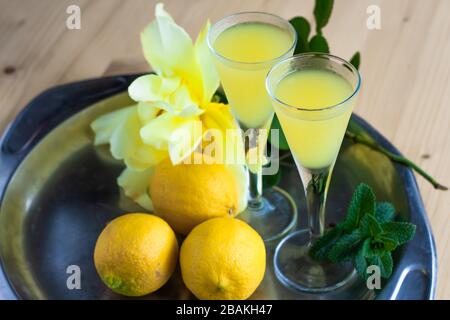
[
  {"left": 268, "top": 0, "right": 447, "bottom": 190},
  {"left": 310, "top": 184, "right": 416, "bottom": 280}
]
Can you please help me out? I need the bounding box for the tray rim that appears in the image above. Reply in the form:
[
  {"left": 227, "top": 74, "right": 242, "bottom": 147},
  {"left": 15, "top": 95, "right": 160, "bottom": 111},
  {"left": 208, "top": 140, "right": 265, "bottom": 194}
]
[{"left": 0, "top": 75, "right": 437, "bottom": 300}]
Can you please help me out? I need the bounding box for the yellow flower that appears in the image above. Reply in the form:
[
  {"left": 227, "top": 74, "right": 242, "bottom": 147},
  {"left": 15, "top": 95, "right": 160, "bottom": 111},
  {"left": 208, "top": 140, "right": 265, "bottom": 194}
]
[
  {"left": 137, "top": 3, "right": 219, "bottom": 105},
  {"left": 91, "top": 3, "right": 246, "bottom": 211},
  {"left": 127, "top": 3, "right": 233, "bottom": 165}
]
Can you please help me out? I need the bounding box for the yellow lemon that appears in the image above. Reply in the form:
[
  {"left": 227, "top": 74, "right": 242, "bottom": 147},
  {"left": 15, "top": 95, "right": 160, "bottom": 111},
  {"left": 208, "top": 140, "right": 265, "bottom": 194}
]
[
  {"left": 94, "top": 213, "right": 178, "bottom": 296},
  {"left": 149, "top": 155, "right": 246, "bottom": 235},
  {"left": 180, "top": 217, "right": 266, "bottom": 300}
]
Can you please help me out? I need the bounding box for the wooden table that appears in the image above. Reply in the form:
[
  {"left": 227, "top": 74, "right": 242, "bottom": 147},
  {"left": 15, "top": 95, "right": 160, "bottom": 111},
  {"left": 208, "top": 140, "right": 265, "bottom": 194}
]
[{"left": 1, "top": 0, "right": 449, "bottom": 299}]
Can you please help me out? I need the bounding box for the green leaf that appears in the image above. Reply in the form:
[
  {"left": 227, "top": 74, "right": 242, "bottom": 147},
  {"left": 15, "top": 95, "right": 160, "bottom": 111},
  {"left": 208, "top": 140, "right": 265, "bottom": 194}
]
[
  {"left": 213, "top": 88, "right": 228, "bottom": 104},
  {"left": 381, "top": 222, "right": 416, "bottom": 245},
  {"left": 310, "top": 226, "right": 342, "bottom": 261},
  {"left": 359, "top": 214, "right": 371, "bottom": 237},
  {"left": 360, "top": 238, "right": 371, "bottom": 256},
  {"left": 269, "top": 115, "right": 290, "bottom": 150},
  {"left": 328, "top": 229, "right": 362, "bottom": 262},
  {"left": 290, "top": 17, "right": 310, "bottom": 54},
  {"left": 309, "top": 35, "right": 330, "bottom": 53},
  {"left": 355, "top": 246, "right": 369, "bottom": 280},
  {"left": 379, "top": 252, "right": 394, "bottom": 278},
  {"left": 375, "top": 202, "right": 395, "bottom": 223},
  {"left": 313, "top": 0, "right": 334, "bottom": 34},
  {"left": 309, "top": 183, "right": 417, "bottom": 282},
  {"left": 367, "top": 214, "right": 383, "bottom": 237},
  {"left": 350, "top": 52, "right": 361, "bottom": 70},
  {"left": 368, "top": 252, "right": 393, "bottom": 279},
  {"left": 368, "top": 239, "right": 389, "bottom": 257},
  {"left": 341, "top": 183, "right": 376, "bottom": 232},
  {"left": 369, "top": 234, "right": 397, "bottom": 255},
  {"left": 290, "top": 17, "right": 311, "bottom": 43},
  {"left": 311, "top": 172, "right": 327, "bottom": 194},
  {"left": 377, "top": 235, "right": 398, "bottom": 251}
]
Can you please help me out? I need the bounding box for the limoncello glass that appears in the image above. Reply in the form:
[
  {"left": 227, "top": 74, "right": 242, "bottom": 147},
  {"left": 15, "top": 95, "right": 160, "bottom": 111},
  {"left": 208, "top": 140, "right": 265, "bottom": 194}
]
[
  {"left": 208, "top": 12, "right": 298, "bottom": 241},
  {"left": 266, "top": 53, "right": 361, "bottom": 292}
]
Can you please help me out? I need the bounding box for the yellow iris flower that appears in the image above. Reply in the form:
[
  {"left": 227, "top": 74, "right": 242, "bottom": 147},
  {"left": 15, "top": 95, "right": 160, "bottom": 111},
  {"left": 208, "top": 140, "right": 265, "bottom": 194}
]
[{"left": 91, "top": 3, "right": 246, "bottom": 211}]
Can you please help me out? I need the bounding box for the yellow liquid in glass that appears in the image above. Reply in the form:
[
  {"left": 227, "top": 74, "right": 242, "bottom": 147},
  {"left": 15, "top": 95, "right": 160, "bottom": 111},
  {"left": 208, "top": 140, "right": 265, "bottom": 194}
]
[
  {"left": 274, "top": 69, "right": 355, "bottom": 169},
  {"left": 213, "top": 22, "right": 293, "bottom": 129}
]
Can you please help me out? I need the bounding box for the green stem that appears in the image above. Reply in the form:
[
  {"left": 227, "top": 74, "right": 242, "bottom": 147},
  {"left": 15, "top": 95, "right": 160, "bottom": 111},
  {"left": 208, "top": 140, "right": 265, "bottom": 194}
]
[{"left": 345, "top": 131, "right": 448, "bottom": 191}]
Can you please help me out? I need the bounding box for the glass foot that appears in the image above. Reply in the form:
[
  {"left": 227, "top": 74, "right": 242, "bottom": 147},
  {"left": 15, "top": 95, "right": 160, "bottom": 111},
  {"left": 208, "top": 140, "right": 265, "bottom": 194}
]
[
  {"left": 238, "top": 186, "right": 297, "bottom": 242},
  {"left": 274, "top": 229, "right": 356, "bottom": 293}
]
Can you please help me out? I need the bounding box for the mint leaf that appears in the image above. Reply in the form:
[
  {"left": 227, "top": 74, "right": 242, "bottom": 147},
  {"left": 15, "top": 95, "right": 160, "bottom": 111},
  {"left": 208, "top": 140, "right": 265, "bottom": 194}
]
[
  {"left": 269, "top": 115, "right": 290, "bottom": 150},
  {"left": 359, "top": 214, "right": 371, "bottom": 238},
  {"left": 381, "top": 222, "right": 416, "bottom": 245},
  {"left": 355, "top": 247, "right": 368, "bottom": 280},
  {"left": 368, "top": 252, "right": 393, "bottom": 278},
  {"left": 368, "top": 237, "right": 394, "bottom": 256},
  {"left": 356, "top": 241, "right": 396, "bottom": 281},
  {"left": 360, "top": 238, "right": 371, "bottom": 257},
  {"left": 377, "top": 236, "right": 398, "bottom": 252},
  {"left": 350, "top": 52, "right": 361, "bottom": 70},
  {"left": 310, "top": 226, "right": 342, "bottom": 261},
  {"left": 341, "top": 183, "right": 376, "bottom": 232},
  {"left": 367, "top": 214, "right": 383, "bottom": 236},
  {"left": 310, "top": 183, "right": 417, "bottom": 283},
  {"left": 328, "top": 229, "right": 362, "bottom": 262},
  {"left": 375, "top": 202, "right": 395, "bottom": 223},
  {"left": 309, "top": 35, "right": 330, "bottom": 53},
  {"left": 380, "top": 252, "right": 394, "bottom": 278},
  {"left": 290, "top": 17, "right": 310, "bottom": 54},
  {"left": 313, "top": 0, "right": 334, "bottom": 35},
  {"left": 360, "top": 214, "right": 389, "bottom": 239}
]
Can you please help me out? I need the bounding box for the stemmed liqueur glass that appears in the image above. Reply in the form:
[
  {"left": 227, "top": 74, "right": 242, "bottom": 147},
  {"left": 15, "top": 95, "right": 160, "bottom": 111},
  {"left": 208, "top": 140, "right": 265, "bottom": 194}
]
[
  {"left": 207, "top": 12, "right": 298, "bottom": 241},
  {"left": 266, "top": 53, "right": 361, "bottom": 292}
]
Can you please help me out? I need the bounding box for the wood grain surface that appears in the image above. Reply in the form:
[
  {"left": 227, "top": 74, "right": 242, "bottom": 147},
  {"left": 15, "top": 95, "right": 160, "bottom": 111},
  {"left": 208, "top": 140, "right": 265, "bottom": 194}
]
[{"left": 0, "top": 0, "right": 449, "bottom": 299}]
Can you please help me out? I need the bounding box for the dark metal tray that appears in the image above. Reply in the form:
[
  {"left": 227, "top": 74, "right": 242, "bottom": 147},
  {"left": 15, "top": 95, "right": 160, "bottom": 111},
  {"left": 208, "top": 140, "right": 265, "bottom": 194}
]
[{"left": 0, "top": 75, "right": 437, "bottom": 300}]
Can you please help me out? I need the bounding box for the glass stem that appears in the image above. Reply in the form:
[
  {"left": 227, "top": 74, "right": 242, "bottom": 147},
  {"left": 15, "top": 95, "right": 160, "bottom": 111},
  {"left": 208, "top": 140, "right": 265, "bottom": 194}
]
[
  {"left": 298, "top": 165, "right": 333, "bottom": 241},
  {"left": 248, "top": 165, "right": 263, "bottom": 209},
  {"left": 245, "top": 127, "right": 267, "bottom": 210}
]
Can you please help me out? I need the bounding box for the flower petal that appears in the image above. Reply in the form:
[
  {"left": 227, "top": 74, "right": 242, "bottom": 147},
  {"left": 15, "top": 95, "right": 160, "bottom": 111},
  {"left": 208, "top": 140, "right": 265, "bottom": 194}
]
[
  {"left": 178, "top": 104, "right": 204, "bottom": 118},
  {"left": 140, "top": 112, "right": 191, "bottom": 149},
  {"left": 141, "top": 3, "right": 198, "bottom": 80},
  {"left": 110, "top": 107, "right": 141, "bottom": 160},
  {"left": 168, "top": 84, "right": 201, "bottom": 116},
  {"left": 201, "top": 102, "right": 245, "bottom": 165},
  {"left": 161, "top": 76, "right": 182, "bottom": 93},
  {"left": 137, "top": 101, "right": 159, "bottom": 124},
  {"left": 126, "top": 143, "right": 167, "bottom": 171},
  {"left": 109, "top": 107, "right": 167, "bottom": 169},
  {"left": 128, "top": 74, "right": 162, "bottom": 102},
  {"left": 168, "top": 119, "right": 203, "bottom": 164},
  {"left": 117, "top": 167, "right": 154, "bottom": 211},
  {"left": 202, "top": 102, "right": 237, "bottom": 130},
  {"left": 195, "top": 21, "right": 220, "bottom": 104},
  {"left": 90, "top": 106, "right": 135, "bottom": 145}
]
